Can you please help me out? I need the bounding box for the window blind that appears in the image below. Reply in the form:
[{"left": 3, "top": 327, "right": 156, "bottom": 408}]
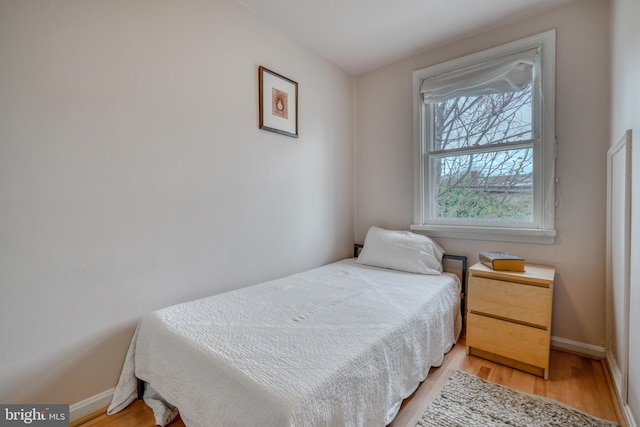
[{"left": 420, "top": 48, "right": 539, "bottom": 104}]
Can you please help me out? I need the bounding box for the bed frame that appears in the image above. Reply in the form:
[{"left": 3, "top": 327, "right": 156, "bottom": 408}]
[{"left": 136, "top": 246, "right": 467, "bottom": 401}]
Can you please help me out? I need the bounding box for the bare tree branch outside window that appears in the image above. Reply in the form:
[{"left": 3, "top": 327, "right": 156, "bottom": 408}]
[{"left": 430, "top": 85, "right": 534, "bottom": 222}]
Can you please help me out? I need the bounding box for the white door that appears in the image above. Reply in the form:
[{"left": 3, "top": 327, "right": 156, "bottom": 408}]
[
  {"left": 606, "top": 130, "right": 631, "bottom": 405},
  {"left": 628, "top": 130, "right": 638, "bottom": 426}
]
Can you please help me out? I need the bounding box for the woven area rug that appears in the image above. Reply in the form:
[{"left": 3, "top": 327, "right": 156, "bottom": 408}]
[{"left": 417, "top": 370, "right": 618, "bottom": 427}]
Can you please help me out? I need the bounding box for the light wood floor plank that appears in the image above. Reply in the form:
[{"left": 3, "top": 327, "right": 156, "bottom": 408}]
[{"left": 80, "top": 333, "right": 621, "bottom": 427}]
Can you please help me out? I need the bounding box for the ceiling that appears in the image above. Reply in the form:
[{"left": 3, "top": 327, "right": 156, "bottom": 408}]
[{"left": 236, "top": 0, "right": 575, "bottom": 75}]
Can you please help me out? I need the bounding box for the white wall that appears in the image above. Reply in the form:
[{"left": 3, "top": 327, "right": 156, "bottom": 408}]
[
  {"left": 355, "top": 0, "right": 610, "bottom": 348},
  {"left": 610, "top": 0, "right": 640, "bottom": 424},
  {"left": 0, "top": 0, "right": 354, "bottom": 408}
]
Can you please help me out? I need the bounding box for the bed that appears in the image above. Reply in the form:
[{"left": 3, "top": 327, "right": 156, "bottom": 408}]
[{"left": 107, "top": 227, "right": 466, "bottom": 426}]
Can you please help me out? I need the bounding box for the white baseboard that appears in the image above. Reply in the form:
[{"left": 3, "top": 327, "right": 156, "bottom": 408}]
[
  {"left": 551, "top": 336, "right": 605, "bottom": 359},
  {"left": 622, "top": 403, "right": 638, "bottom": 427},
  {"left": 69, "top": 388, "right": 114, "bottom": 422},
  {"left": 605, "top": 352, "right": 638, "bottom": 427},
  {"left": 605, "top": 349, "right": 627, "bottom": 402}
]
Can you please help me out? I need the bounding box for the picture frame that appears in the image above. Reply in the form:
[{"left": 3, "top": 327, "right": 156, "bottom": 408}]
[{"left": 259, "top": 66, "right": 298, "bottom": 138}]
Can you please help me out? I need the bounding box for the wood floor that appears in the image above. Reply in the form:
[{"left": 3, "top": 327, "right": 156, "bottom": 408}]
[{"left": 76, "top": 333, "right": 623, "bottom": 427}]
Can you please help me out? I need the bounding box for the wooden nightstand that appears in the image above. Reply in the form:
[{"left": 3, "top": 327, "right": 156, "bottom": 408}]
[{"left": 466, "top": 262, "right": 555, "bottom": 379}]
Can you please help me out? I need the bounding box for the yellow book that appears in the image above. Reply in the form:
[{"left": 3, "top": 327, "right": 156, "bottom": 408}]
[{"left": 479, "top": 251, "right": 525, "bottom": 272}]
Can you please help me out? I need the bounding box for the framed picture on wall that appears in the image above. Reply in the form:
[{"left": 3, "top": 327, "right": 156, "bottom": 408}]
[{"left": 259, "top": 66, "right": 298, "bottom": 138}]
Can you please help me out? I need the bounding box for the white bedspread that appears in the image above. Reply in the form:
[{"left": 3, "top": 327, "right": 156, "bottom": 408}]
[{"left": 108, "top": 259, "right": 461, "bottom": 426}]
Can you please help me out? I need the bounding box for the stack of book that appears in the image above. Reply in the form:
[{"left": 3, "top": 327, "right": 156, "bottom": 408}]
[{"left": 479, "top": 251, "right": 525, "bottom": 272}]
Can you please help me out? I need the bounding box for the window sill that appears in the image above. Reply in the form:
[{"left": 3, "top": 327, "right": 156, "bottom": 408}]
[{"left": 410, "top": 224, "right": 556, "bottom": 245}]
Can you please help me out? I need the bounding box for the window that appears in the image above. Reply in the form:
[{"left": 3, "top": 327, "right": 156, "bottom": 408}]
[{"left": 411, "top": 30, "right": 556, "bottom": 244}]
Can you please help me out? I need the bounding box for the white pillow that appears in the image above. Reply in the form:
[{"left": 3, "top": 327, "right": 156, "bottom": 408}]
[{"left": 356, "top": 226, "right": 444, "bottom": 275}]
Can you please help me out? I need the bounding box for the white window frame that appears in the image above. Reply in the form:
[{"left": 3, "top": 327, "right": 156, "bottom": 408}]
[{"left": 411, "top": 30, "right": 556, "bottom": 244}]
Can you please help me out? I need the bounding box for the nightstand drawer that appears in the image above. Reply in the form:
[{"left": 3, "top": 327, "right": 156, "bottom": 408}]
[
  {"left": 468, "top": 277, "right": 552, "bottom": 327},
  {"left": 466, "top": 312, "right": 551, "bottom": 369}
]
